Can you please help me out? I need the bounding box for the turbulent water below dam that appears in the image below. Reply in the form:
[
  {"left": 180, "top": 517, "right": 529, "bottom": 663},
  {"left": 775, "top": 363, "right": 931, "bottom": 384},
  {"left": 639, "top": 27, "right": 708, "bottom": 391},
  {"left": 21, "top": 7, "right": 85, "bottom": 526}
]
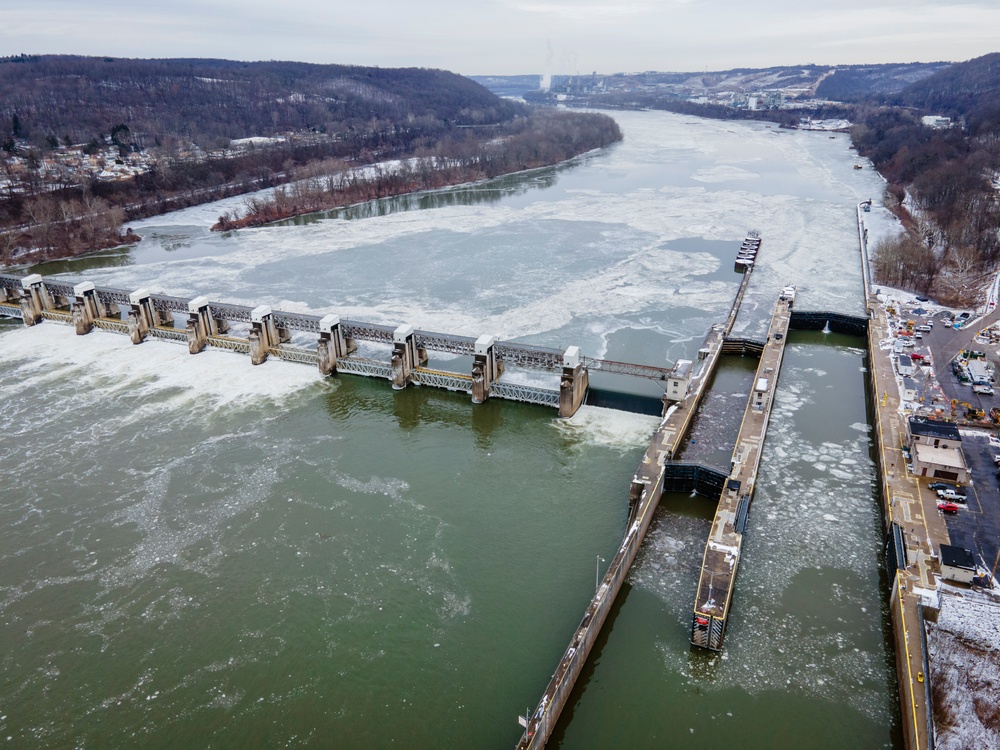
[{"left": 1, "top": 110, "right": 902, "bottom": 748}]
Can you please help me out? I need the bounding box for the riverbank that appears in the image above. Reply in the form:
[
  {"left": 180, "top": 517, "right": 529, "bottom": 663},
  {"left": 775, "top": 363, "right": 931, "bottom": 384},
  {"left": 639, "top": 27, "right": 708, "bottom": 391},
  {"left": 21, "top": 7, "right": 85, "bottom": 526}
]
[
  {"left": 2, "top": 227, "right": 141, "bottom": 270},
  {"left": 212, "top": 110, "right": 623, "bottom": 231}
]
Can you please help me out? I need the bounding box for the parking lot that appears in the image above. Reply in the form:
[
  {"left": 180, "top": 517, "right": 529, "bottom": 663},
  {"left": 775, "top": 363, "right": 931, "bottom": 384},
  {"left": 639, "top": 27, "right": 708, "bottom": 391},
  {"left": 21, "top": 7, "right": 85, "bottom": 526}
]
[
  {"left": 946, "top": 432, "right": 1000, "bottom": 573},
  {"left": 894, "top": 302, "right": 1000, "bottom": 575}
]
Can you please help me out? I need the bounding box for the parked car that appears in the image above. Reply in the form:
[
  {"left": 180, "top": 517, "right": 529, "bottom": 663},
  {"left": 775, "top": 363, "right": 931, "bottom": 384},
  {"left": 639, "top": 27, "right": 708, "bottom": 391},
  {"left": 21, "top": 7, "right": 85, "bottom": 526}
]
[
  {"left": 974, "top": 384, "right": 995, "bottom": 396},
  {"left": 915, "top": 325, "right": 932, "bottom": 332},
  {"left": 938, "top": 501, "right": 960, "bottom": 513},
  {"left": 928, "top": 482, "right": 957, "bottom": 491},
  {"left": 990, "top": 435, "right": 1000, "bottom": 447},
  {"left": 910, "top": 353, "right": 926, "bottom": 361}
]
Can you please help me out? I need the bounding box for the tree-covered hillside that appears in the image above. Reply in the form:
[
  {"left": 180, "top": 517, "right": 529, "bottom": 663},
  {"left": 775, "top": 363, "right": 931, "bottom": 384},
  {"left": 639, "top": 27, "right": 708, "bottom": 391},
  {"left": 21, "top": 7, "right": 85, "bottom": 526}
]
[
  {"left": 0, "top": 55, "right": 525, "bottom": 150},
  {"left": 814, "top": 62, "right": 951, "bottom": 102},
  {"left": 890, "top": 52, "right": 1000, "bottom": 135},
  {"left": 848, "top": 53, "right": 1000, "bottom": 301}
]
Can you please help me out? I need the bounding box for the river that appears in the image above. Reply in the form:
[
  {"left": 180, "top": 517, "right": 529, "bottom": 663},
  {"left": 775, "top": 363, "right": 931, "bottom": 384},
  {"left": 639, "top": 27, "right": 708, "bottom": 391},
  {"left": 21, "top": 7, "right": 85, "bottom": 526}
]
[{"left": 1, "top": 110, "right": 900, "bottom": 748}]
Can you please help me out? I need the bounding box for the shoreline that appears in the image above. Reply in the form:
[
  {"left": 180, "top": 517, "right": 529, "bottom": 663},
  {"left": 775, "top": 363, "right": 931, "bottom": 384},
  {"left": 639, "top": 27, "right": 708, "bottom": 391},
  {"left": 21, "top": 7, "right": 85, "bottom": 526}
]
[{"left": 211, "top": 145, "right": 611, "bottom": 233}]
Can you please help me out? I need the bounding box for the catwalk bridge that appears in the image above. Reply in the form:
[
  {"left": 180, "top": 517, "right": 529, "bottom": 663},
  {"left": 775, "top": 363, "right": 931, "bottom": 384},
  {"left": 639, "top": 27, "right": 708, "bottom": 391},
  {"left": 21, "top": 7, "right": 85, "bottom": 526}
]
[{"left": 0, "top": 272, "right": 675, "bottom": 418}]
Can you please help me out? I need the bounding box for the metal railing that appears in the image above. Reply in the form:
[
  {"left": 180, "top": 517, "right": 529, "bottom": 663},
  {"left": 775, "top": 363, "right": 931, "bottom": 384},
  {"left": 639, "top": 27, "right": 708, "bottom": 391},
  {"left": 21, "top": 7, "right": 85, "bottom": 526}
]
[
  {"left": 497, "top": 342, "right": 564, "bottom": 370},
  {"left": 207, "top": 335, "right": 251, "bottom": 353},
  {"left": 149, "top": 326, "right": 188, "bottom": 343},
  {"left": 412, "top": 368, "right": 473, "bottom": 392},
  {"left": 490, "top": 381, "right": 560, "bottom": 407},
  {"left": 269, "top": 344, "right": 319, "bottom": 364},
  {"left": 337, "top": 357, "right": 393, "bottom": 379},
  {"left": 207, "top": 301, "right": 253, "bottom": 323},
  {"left": 43, "top": 281, "right": 75, "bottom": 298},
  {"left": 342, "top": 320, "right": 396, "bottom": 344},
  {"left": 414, "top": 330, "right": 477, "bottom": 356},
  {"left": 0, "top": 303, "right": 22, "bottom": 318},
  {"left": 273, "top": 312, "right": 322, "bottom": 333},
  {"left": 93, "top": 317, "right": 129, "bottom": 333},
  {"left": 40, "top": 310, "right": 73, "bottom": 323},
  {"left": 96, "top": 288, "right": 131, "bottom": 307},
  {"left": 582, "top": 356, "right": 671, "bottom": 380},
  {"left": 151, "top": 295, "right": 191, "bottom": 313}
]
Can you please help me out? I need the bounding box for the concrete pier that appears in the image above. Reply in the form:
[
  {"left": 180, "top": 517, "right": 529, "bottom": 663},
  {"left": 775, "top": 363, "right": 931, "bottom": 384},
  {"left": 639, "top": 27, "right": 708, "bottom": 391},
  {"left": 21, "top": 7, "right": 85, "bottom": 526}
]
[
  {"left": 249, "top": 305, "right": 276, "bottom": 365},
  {"left": 558, "top": 346, "right": 589, "bottom": 418},
  {"left": 317, "top": 314, "right": 347, "bottom": 376},
  {"left": 391, "top": 324, "right": 418, "bottom": 389},
  {"left": 127, "top": 289, "right": 154, "bottom": 344},
  {"left": 71, "top": 282, "right": 98, "bottom": 335},
  {"left": 185, "top": 296, "right": 214, "bottom": 354},
  {"left": 690, "top": 288, "right": 793, "bottom": 650},
  {"left": 19, "top": 274, "right": 45, "bottom": 326},
  {"left": 471, "top": 334, "right": 503, "bottom": 404}
]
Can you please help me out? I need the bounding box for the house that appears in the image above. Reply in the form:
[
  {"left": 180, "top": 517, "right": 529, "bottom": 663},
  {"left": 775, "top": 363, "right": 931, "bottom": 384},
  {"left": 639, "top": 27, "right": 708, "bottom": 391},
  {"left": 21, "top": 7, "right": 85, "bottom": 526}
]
[
  {"left": 907, "top": 418, "right": 971, "bottom": 483},
  {"left": 901, "top": 377, "right": 918, "bottom": 402},
  {"left": 939, "top": 544, "right": 976, "bottom": 584},
  {"left": 664, "top": 359, "right": 693, "bottom": 402},
  {"left": 921, "top": 115, "right": 952, "bottom": 129},
  {"left": 897, "top": 354, "right": 915, "bottom": 377}
]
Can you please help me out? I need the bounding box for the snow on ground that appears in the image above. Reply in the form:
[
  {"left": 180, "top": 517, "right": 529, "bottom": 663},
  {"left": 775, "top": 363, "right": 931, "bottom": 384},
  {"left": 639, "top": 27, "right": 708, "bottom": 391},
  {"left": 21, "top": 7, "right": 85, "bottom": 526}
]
[
  {"left": 799, "top": 119, "right": 852, "bottom": 131},
  {"left": 927, "top": 585, "right": 1000, "bottom": 750}
]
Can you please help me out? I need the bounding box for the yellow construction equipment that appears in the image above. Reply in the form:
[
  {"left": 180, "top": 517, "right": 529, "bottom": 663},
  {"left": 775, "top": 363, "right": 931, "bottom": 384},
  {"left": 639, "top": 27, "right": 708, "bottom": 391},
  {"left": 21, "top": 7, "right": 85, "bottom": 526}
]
[{"left": 952, "top": 399, "right": 985, "bottom": 419}]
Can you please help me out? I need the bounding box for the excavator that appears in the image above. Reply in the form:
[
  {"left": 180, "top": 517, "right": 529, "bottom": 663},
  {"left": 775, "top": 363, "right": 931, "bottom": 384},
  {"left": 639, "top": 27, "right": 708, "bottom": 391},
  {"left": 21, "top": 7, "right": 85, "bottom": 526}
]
[{"left": 952, "top": 399, "right": 985, "bottom": 419}]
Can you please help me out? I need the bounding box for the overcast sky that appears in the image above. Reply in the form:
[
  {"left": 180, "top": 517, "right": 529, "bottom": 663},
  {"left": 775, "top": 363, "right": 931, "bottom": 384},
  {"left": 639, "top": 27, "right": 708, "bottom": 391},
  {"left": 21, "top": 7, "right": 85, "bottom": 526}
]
[{"left": 3, "top": 0, "right": 999, "bottom": 76}]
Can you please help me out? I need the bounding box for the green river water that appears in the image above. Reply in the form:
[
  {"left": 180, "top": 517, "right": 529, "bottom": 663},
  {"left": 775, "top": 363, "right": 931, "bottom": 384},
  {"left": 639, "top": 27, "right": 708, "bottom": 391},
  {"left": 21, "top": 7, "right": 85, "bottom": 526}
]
[{"left": 1, "top": 111, "right": 900, "bottom": 748}]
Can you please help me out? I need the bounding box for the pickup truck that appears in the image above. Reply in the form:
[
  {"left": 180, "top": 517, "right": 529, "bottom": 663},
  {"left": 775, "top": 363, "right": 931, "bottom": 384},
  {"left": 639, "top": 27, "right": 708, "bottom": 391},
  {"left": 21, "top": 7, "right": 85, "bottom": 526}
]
[{"left": 936, "top": 489, "right": 967, "bottom": 502}]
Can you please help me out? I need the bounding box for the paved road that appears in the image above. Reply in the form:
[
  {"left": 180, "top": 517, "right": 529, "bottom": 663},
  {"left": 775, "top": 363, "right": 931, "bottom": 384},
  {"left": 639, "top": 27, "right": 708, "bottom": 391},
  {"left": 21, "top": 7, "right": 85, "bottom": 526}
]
[{"left": 937, "top": 304, "right": 1000, "bottom": 365}]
